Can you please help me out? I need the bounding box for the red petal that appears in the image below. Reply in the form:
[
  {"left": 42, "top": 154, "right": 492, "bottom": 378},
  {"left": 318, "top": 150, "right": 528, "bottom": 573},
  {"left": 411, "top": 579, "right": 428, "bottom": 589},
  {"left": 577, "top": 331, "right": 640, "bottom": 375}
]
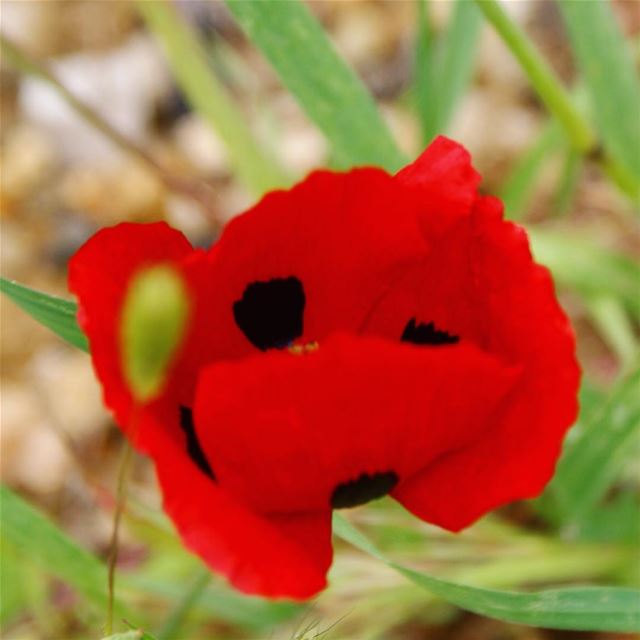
[
  {"left": 68, "top": 223, "right": 196, "bottom": 443},
  {"left": 203, "top": 169, "right": 427, "bottom": 358},
  {"left": 149, "top": 425, "right": 331, "bottom": 599},
  {"left": 395, "top": 136, "right": 481, "bottom": 234},
  {"left": 193, "top": 333, "right": 518, "bottom": 515},
  {"left": 369, "top": 195, "right": 580, "bottom": 530}
]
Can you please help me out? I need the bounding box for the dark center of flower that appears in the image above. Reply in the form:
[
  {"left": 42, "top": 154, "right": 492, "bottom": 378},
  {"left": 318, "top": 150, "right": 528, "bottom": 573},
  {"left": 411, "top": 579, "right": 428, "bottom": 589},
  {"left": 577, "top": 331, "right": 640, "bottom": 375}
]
[
  {"left": 401, "top": 318, "right": 459, "bottom": 346},
  {"left": 179, "top": 405, "right": 215, "bottom": 480},
  {"left": 233, "top": 277, "right": 305, "bottom": 351},
  {"left": 330, "top": 471, "right": 399, "bottom": 509}
]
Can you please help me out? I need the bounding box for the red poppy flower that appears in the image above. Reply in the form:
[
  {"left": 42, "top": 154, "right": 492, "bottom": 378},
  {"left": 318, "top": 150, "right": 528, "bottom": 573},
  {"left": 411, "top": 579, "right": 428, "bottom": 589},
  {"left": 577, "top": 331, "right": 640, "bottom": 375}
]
[{"left": 69, "top": 136, "right": 580, "bottom": 600}]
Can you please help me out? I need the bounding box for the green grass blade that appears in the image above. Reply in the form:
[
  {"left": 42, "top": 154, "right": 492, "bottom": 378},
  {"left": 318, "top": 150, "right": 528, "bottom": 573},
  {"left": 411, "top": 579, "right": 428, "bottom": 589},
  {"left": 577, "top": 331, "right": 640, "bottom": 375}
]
[
  {"left": 137, "top": 0, "right": 288, "bottom": 195},
  {"left": 415, "top": 0, "right": 437, "bottom": 144},
  {"left": 1, "top": 278, "right": 88, "bottom": 351},
  {"left": 528, "top": 230, "right": 640, "bottom": 318},
  {"left": 333, "top": 514, "right": 640, "bottom": 632},
  {"left": 551, "top": 147, "right": 582, "bottom": 217},
  {"left": 417, "top": 0, "right": 481, "bottom": 142},
  {"left": 434, "top": 0, "right": 482, "bottom": 135},
  {"left": 472, "top": 0, "right": 593, "bottom": 153},
  {"left": 500, "top": 120, "right": 564, "bottom": 219},
  {"left": 558, "top": 0, "right": 640, "bottom": 180},
  {"left": 224, "top": 0, "right": 406, "bottom": 171},
  {"left": 0, "top": 485, "right": 127, "bottom": 618},
  {"left": 546, "top": 366, "right": 640, "bottom": 529}
]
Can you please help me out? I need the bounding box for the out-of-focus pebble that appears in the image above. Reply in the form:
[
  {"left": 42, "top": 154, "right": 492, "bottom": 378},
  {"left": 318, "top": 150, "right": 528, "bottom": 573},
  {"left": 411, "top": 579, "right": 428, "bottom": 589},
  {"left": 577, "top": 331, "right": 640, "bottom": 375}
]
[
  {"left": 19, "top": 34, "right": 169, "bottom": 166},
  {"left": 59, "top": 159, "right": 165, "bottom": 224},
  {"left": 31, "top": 347, "right": 108, "bottom": 440},
  {"left": 172, "top": 115, "right": 230, "bottom": 177},
  {"left": 1, "top": 384, "right": 72, "bottom": 494},
  {"left": 165, "top": 194, "right": 215, "bottom": 242},
  {"left": 0, "top": 125, "right": 56, "bottom": 216}
]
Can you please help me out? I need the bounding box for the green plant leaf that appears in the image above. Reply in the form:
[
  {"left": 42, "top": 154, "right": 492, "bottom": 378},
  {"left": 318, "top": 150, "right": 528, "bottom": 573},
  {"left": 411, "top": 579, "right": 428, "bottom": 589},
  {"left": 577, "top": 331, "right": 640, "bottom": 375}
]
[
  {"left": 224, "top": 0, "right": 405, "bottom": 171},
  {"left": 0, "top": 485, "right": 127, "bottom": 618},
  {"left": 528, "top": 230, "right": 640, "bottom": 318},
  {"left": 558, "top": 0, "right": 640, "bottom": 181},
  {"left": 500, "top": 120, "right": 564, "bottom": 219},
  {"left": 137, "top": 0, "right": 287, "bottom": 195},
  {"left": 333, "top": 514, "right": 640, "bottom": 631},
  {"left": 102, "top": 631, "right": 157, "bottom": 640},
  {"left": 545, "top": 366, "right": 640, "bottom": 530},
  {"left": 1, "top": 278, "right": 88, "bottom": 351},
  {"left": 419, "top": 0, "right": 482, "bottom": 141}
]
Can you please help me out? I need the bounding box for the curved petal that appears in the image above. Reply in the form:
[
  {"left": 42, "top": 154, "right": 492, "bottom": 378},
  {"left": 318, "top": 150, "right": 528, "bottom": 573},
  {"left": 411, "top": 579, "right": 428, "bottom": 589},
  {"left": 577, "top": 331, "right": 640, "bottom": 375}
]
[
  {"left": 68, "top": 222, "right": 230, "bottom": 456},
  {"left": 202, "top": 169, "right": 427, "bottom": 358},
  {"left": 148, "top": 426, "right": 331, "bottom": 599},
  {"left": 193, "top": 333, "right": 518, "bottom": 515},
  {"left": 395, "top": 135, "right": 481, "bottom": 235},
  {"left": 368, "top": 195, "right": 580, "bottom": 530}
]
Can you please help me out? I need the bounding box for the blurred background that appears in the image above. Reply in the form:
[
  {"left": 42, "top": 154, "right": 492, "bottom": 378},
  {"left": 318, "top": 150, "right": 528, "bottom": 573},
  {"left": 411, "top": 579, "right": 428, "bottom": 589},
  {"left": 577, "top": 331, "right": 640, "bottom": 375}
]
[{"left": 1, "top": 1, "right": 639, "bottom": 639}]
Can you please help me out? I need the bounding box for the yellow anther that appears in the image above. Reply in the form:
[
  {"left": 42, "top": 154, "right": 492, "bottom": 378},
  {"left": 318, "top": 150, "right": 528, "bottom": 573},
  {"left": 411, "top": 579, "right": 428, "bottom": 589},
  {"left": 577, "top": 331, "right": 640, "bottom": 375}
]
[{"left": 288, "top": 341, "right": 319, "bottom": 355}]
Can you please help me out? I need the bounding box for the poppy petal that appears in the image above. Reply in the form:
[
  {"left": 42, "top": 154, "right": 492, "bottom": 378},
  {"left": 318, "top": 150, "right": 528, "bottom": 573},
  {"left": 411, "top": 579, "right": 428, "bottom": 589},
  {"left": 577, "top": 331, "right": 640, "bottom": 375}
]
[
  {"left": 368, "top": 194, "right": 580, "bottom": 530},
  {"left": 395, "top": 135, "right": 481, "bottom": 231},
  {"left": 149, "top": 425, "right": 331, "bottom": 599},
  {"left": 193, "top": 332, "right": 519, "bottom": 516},
  {"left": 202, "top": 169, "right": 427, "bottom": 360},
  {"left": 68, "top": 223, "right": 196, "bottom": 440}
]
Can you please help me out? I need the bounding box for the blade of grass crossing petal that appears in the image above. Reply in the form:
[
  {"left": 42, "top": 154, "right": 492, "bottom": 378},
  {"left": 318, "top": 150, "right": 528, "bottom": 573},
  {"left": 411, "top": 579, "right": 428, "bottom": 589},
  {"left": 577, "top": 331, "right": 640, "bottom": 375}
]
[
  {"left": 332, "top": 514, "right": 640, "bottom": 632},
  {"left": 500, "top": 120, "right": 564, "bottom": 219},
  {"left": 1, "top": 278, "right": 88, "bottom": 351},
  {"left": 558, "top": 0, "right": 640, "bottom": 181},
  {"left": 546, "top": 366, "right": 640, "bottom": 530},
  {"left": 435, "top": 0, "right": 482, "bottom": 134},
  {"left": 0, "top": 485, "right": 128, "bottom": 618},
  {"left": 137, "top": 0, "right": 288, "bottom": 195},
  {"left": 224, "top": 0, "right": 406, "bottom": 171}
]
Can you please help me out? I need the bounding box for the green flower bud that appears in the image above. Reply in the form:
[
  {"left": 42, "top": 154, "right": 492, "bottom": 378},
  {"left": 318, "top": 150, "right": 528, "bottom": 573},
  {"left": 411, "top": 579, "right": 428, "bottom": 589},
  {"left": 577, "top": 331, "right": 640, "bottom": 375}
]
[{"left": 120, "top": 265, "right": 190, "bottom": 402}]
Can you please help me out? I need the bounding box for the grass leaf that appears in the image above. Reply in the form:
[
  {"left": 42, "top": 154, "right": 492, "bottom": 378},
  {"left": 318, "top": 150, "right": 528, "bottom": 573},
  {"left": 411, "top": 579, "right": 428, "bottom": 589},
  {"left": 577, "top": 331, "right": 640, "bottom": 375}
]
[
  {"left": 1, "top": 278, "right": 88, "bottom": 352},
  {"left": 500, "top": 121, "right": 564, "bottom": 219},
  {"left": 224, "top": 0, "right": 405, "bottom": 171},
  {"left": 545, "top": 366, "right": 640, "bottom": 529},
  {"left": 558, "top": 0, "right": 640, "bottom": 181},
  {"left": 420, "top": 0, "right": 482, "bottom": 141},
  {"left": 0, "top": 485, "right": 127, "bottom": 619},
  {"left": 137, "top": 0, "right": 288, "bottom": 195},
  {"left": 333, "top": 514, "right": 640, "bottom": 632},
  {"left": 528, "top": 230, "right": 640, "bottom": 318}
]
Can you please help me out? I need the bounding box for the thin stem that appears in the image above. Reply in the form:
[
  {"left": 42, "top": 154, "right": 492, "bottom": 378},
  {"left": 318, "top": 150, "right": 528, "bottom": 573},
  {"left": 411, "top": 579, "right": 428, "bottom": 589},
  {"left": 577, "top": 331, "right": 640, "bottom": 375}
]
[
  {"left": 106, "top": 440, "right": 135, "bottom": 637},
  {"left": 473, "top": 0, "right": 639, "bottom": 202},
  {"left": 0, "top": 33, "right": 221, "bottom": 226},
  {"left": 472, "top": 0, "right": 594, "bottom": 153}
]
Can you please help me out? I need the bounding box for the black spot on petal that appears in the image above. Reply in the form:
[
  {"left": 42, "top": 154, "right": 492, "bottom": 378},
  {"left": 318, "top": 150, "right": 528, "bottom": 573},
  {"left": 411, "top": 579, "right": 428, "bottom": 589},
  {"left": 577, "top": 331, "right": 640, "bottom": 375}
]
[
  {"left": 179, "top": 406, "right": 215, "bottom": 480},
  {"left": 331, "top": 471, "right": 399, "bottom": 509},
  {"left": 233, "top": 277, "right": 305, "bottom": 350},
  {"left": 401, "top": 318, "right": 459, "bottom": 346}
]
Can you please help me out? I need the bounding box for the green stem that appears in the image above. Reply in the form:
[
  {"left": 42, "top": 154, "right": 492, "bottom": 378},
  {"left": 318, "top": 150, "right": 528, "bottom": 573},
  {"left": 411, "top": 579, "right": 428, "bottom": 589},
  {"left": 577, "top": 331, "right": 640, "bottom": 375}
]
[
  {"left": 106, "top": 442, "right": 134, "bottom": 637},
  {"left": 472, "top": 0, "right": 594, "bottom": 153},
  {"left": 156, "top": 567, "right": 211, "bottom": 640},
  {"left": 473, "top": 0, "right": 639, "bottom": 202}
]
